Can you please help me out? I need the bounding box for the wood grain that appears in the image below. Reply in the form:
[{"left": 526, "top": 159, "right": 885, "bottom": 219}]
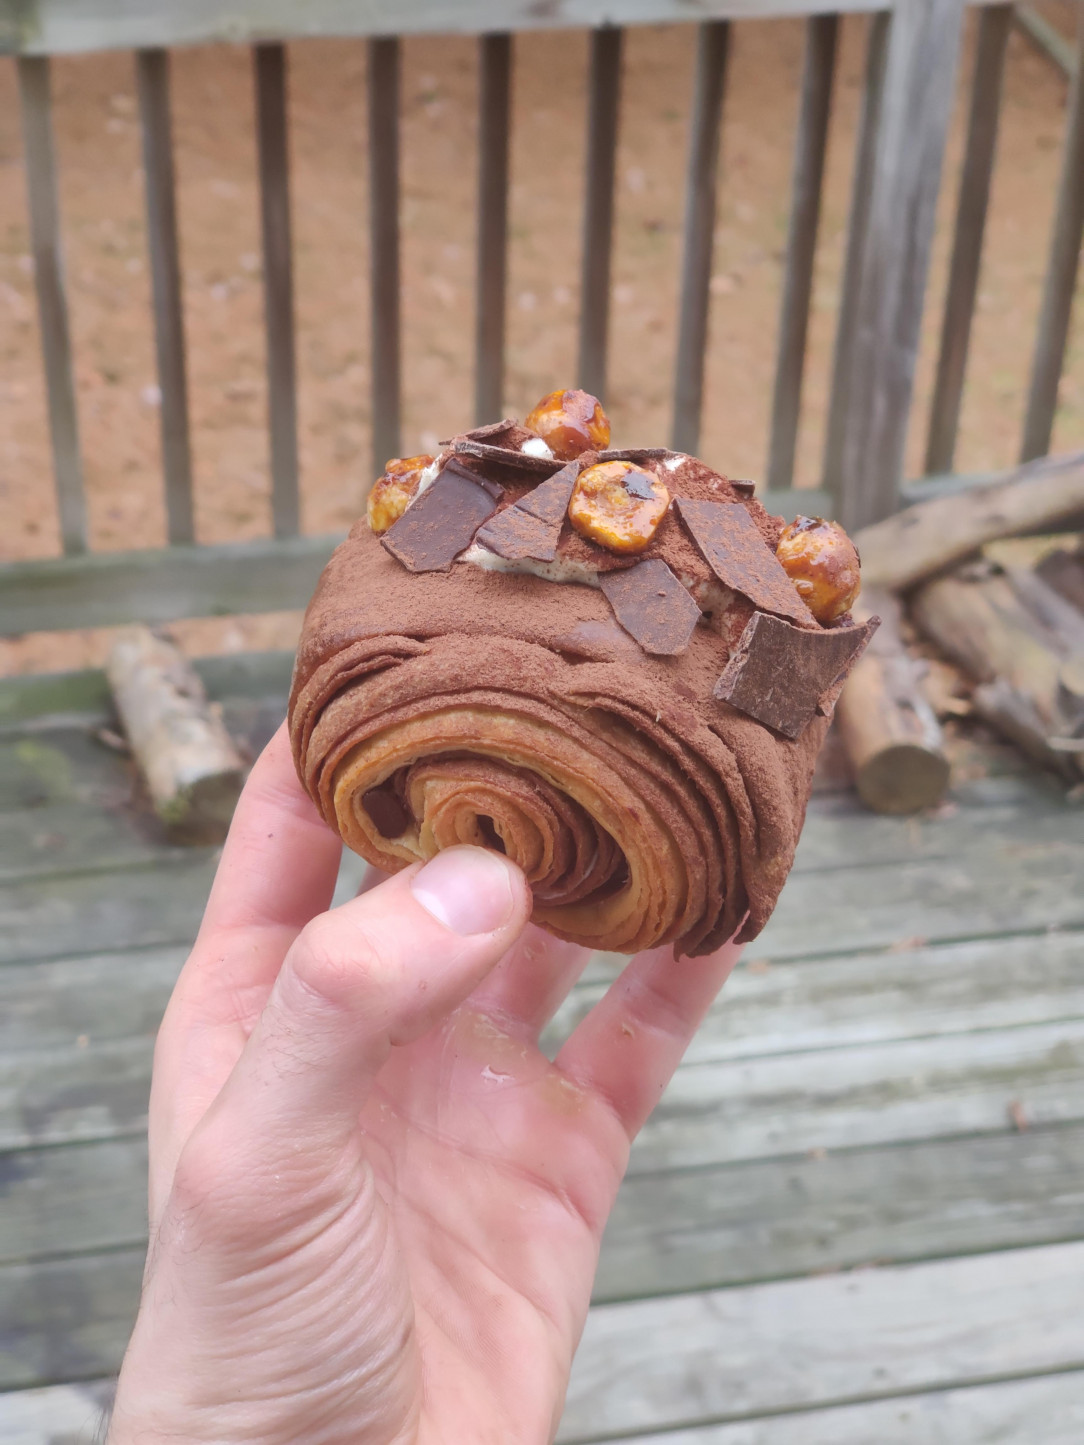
[
  {"left": 15, "top": 56, "right": 86, "bottom": 556},
  {"left": 767, "top": 13, "right": 837, "bottom": 492},
  {"left": 136, "top": 48, "right": 194, "bottom": 545},
  {"left": 559, "top": 1241, "right": 1084, "bottom": 1440},
  {"left": 833, "top": 0, "right": 966, "bottom": 528}
]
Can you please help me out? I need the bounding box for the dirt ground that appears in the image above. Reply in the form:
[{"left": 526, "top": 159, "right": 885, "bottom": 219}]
[{"left": 0, "top": 7, "right": 1081, "bottom": 673}]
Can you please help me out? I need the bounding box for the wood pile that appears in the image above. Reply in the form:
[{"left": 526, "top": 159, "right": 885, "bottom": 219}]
[{"left": 841, "top": 453, "right": 1084, "bottom": 811}]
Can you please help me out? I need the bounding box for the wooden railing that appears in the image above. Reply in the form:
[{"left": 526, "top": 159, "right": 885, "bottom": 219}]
[{"left": 1, "top": 0, "right": 1082, "bottom": 642}]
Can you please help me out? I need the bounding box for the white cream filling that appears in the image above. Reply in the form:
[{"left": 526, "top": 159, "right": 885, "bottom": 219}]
[
  {"left": 460, "top": 543, "right": 603, "bottom": 588},
  {"left": 520, "top": 436, "right": 554, "bottom": 459},
  {"left": 411, "top": 456, "right": 443, "bottom": 501}
]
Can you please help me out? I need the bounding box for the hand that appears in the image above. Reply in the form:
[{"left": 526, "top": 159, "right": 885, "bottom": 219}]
[{"left": 108, "top": 724, "right": 741, "bottom": 1445}]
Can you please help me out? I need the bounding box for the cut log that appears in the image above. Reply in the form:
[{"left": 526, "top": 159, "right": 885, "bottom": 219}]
[
  {"left": 835, "top": 588, "right": 950, "bottom": 814},
  {"left": 911, "top": 571, "right": 1084, "bottom": 781},
  {"left": 855, "top": 451, "right": 1084, "bottom": 591},
  {"left": 1037, "top": 540, "right": 1084, "bottom": 614},
  {"left": 106, "top": 626, "right": 245, "bottom": 842}
]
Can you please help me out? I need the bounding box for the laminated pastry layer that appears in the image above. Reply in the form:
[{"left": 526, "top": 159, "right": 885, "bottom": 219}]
[{"left": 290, "top": 528, "right": 830, "bottom": 955}]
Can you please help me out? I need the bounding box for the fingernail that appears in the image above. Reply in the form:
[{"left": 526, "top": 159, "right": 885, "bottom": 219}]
[{"left": 410, "top": 846, "right": 518, "bottom": 935}]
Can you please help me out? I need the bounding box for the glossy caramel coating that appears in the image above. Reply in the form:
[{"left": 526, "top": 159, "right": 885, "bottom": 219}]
[
  {"left": 524, "top": 388, "right": 611, "bottom": 460},
  {"left": 567, "top": 460, "right": 670, "bottom": 555},
  {"left": 367, "top": 454, "right": 435, "bottom": 534},
  {"left": 776, "top": 515, "right": 861, "bottom": 623}
]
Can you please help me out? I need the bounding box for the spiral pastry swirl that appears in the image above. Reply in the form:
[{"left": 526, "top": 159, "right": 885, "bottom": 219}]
[{"left": 289, "top": 510, "right": 836, "bottom": 956}]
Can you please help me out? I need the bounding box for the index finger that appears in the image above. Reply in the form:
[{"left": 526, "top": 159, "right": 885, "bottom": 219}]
[{"left": 196, "top": 721, "right": 343, "bottom": 942}]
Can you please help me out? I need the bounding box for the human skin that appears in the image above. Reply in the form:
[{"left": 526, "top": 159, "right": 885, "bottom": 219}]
[{"left": 107, "top": 723, "right": 741, "bottom": 1445}]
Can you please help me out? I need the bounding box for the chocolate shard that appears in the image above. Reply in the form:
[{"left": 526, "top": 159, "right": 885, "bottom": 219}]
[
  {"left": 474, "top": 460, "right": 582, "bottom": 562},
  {"left": 382, "top": 459, "right": 503, "bottom": 573},
  {"left": 441, "top": 417, "right": 518, "bottom": 444},
  {"left": 601, "top": 558, "right": 702, "bottom": 656},
  {"left": 714, "top": 611, "right": 880, "bottom": 739},
  {"left": 362, "top": 782, "right": 412, "bottom": 839},
  {"left": 453, "top": 438, "right": 562, "bottom": 476},
  {"left": 675, "top": 496, "right": 816, "bottom": 626},
  {"left": 730, "top": 478, "right": 756, "bottom": 498}
]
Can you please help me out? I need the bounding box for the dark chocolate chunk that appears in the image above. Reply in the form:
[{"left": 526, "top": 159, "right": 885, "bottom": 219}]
[
  {"left": 474, "top": 461, "right": 581, "bottom": 562},
  {"left": 676, "top": 496, "right": 816, "bottom": 625},
  {"left": 623, "top": 468, "right": 658, "bottom": 500},
  {"left": 382, "top": 459, "right": 503, "bottom": 573},
  {"left": 601, "top": 558, "right": 702, "bottom": 656},
  {"left": 516, "top": 459, "right": 583, "bottom": 522},
  {"left": 714, "top": 611, "right": 880, "bottom": 739},
  {"left": 730, "top": 478, "right": 756, "bottom": 498},
  {"left": 362, "top": 783, "right": 411, "bottom": 839},
  {"left": 453, "top": 438, "right": 562, "bottom": 476},
  {"left": 443, "top": 417, "right": 517, "bottom": 443}
]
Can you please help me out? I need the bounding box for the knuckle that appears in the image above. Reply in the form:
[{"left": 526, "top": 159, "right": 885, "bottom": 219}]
[{"left": 289, "top": 912, "right": 394, "bottom": 1013}]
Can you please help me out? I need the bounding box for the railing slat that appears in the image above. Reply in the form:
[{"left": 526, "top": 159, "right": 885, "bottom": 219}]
[
  {"left": 474, "top": 33, "right": 512, "bottom": 425},
  {"left": 254, "top": 42, "right": 301, "bottom": 538},
  {"left": 672, "top": 20, "right": 730, "bottom": 456},
  {"left": 16, "top": 56, "right": 87, "bottom": 556},
  {"left": 767, "top": 13, "right": 839, "bottom": 493},
  {"left": 1020, "top": 20, "right": 1084, "bottom": 463},
  {"left": 578, "top": 26, "right": 623, "bottom": 402},
  {"left": 925, "top": 5, "right": 1011, "bottom": 477},
  {"left": 136, "top": 48, "right": 194, "bottom": 546},
  {"left": 833, "top": 0, "right": 966, "bottom": 530},
  {"left": 822, "top": 11, "right": 889, "bottom": 498},
  {"left": 368, "top": 36, "right": 401, "bottom": 474}
]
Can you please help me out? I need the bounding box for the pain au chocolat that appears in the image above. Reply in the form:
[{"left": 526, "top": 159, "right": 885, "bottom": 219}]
[{"left": 288, "top": 389, "right": 877, "bottom": 957}]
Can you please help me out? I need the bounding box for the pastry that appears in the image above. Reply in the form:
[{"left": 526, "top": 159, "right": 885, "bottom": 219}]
[{"left": 289, "top": 390, "right": 877, "bottom": 956}]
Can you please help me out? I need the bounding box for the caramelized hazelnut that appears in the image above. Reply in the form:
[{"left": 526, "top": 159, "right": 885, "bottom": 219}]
[
  {"left": 568, "top": 460, "right": 669, "bottom": 554},
  {"left": 776, "top": 515, "right": 861, "bottom": 623},
  {"left": 367, "top": 454, "right": 435, "bottom": 534},
  {"left": 524, "top": 388, "right": 611, "bottom": 460}
]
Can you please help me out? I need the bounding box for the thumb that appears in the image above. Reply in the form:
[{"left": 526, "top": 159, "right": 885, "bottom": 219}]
[{"left": 203, "top": 846, "right": 529, "bottom": 1162}]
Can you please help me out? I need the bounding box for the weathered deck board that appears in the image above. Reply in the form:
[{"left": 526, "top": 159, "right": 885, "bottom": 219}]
[
  {"left": 8, "top": 1368, "right": 1082, "bottom": 1445},
  {"left": 2, "top": 810, "right": 1081, "bottom": 970},
  {"left": 549, "top": 928, "right": 1084, "bottom": 1061},
  {"left": 558, "top": 1241, "right": 1084, "bottom": 1441},
  {"left": 0, "top": 760, "right": 1076, "bottom": 882},
  {"left": 0, "top": 1378, "right": 114, "bottom": 1445},
  {"left": 6, "top": 925, "right": 1083, "bottom": 1087},
  {"left": 628, "top": 1017, "right": 1084, "bottom": 1175},
  {"left": 0, "top": 690, "right": 1080, "bottom": 1436},
  {"left": 6, "top": 1005, "right": 1083, "bottom": 1160},
  {"left": 6, "top": 1118, "right": 1084, "bottom": 1296},
  {"left": 587, "top": 1371, "right": 1084, "bottom": 1444}
]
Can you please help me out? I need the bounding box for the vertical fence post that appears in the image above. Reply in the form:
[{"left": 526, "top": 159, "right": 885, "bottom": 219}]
[
  {"left": 1020, "top": 20, "right": 1084, "bottom": 463},
  {"left": 254, "top": 42, "right": 301, "bottom": 538},
  {"left": 925, "top": 4, "right": 1011, "bottom": 477},
  {"left": 369, "top": 37, "right": 401, "bottom": 475},
  {"left": 578, "top": 26, "right": 623, "bottom": 402},
  {"left": 672, "top": 20, "right": 730, "bottom": 456},
  {"left": 17, "top": 56, "right": 88, "bottom": 555},
  {"left": 474, "top": 33, "right": 512, "bottom": 426},
  {"left": 137, "top": 47, "right": 195, "bottom": 545},
  {"left": 833, "top": 0, "right": 966, "bottom": 530},
  {"left": 767, "top": 13, "right": 839, "bottom": 493},
  {"left": 822, "top": 12, "right": 889, "bottom": 500}
]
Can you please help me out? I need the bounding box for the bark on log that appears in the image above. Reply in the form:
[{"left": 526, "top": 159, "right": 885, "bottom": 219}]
[
  {"left": 835, "top": 588, "right": 950, "bottom": 814},
  {"left": 106, "top": 626, "right": 245, "bottom": 841},
  {"left": 1037, "top": 542, "right": 1084, "bottom": 613},
  {"left": 855, "top": 451, "right": 1084, "bottom": 591},
  {"left": 911, "top": 570, "right": 1084, "bottom": 781}
]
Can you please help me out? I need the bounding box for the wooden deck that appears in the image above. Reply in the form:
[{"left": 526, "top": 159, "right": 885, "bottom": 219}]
[{"left": 1, "top": 654, "right": 1083, "bottom": 1443}]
